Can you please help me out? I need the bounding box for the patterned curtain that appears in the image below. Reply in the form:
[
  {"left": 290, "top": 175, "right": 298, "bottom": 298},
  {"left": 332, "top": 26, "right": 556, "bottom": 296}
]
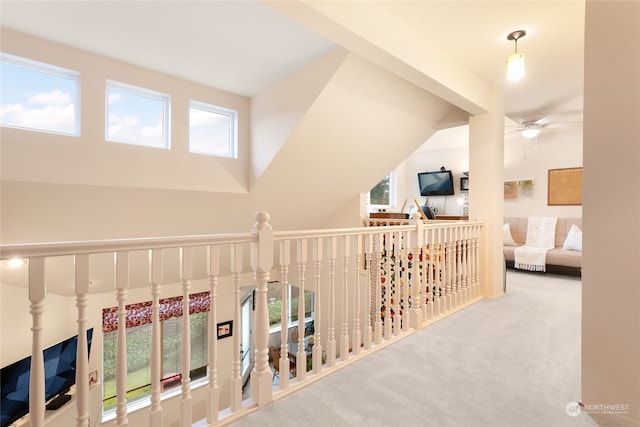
[{"left": 102, "top": 291, "right": 210, "bottom": 333}]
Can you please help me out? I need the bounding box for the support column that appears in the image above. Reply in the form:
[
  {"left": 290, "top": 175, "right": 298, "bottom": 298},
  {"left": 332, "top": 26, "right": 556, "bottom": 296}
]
[{"left": 468, "top": 88, "right": 505, "bottom": 299}]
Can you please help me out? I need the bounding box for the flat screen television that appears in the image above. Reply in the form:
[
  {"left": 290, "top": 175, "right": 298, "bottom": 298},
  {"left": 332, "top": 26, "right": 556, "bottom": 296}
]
[
  {"left": 418, "top": 170, "right": 455, "bottom": 196},
  {"left": 0, "top": 328, "right": 93, "bottom": 427}
]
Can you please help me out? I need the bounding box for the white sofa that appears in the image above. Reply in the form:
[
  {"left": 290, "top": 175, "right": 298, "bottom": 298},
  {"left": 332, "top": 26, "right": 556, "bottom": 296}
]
[{"left": 503, "top": 217, "right": 582, "bottom": 277}]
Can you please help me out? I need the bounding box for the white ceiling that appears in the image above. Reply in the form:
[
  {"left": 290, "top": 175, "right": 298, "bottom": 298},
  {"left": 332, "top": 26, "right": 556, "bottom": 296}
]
[{"left": 1, "top": 0, "right": 584, "bottom": 123}]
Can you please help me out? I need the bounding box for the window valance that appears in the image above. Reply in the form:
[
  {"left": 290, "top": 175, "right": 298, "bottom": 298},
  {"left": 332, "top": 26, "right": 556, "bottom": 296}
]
[{"left": 102, "top": 291, "right": 210, "bottom": 333}]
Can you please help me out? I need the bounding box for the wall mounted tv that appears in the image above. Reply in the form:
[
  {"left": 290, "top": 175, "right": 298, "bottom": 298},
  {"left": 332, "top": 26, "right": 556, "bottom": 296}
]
[
  {"left": 0, "top": 328, "right": 93, "bottom": 427},
  {"left": 418, "top": 170, "right": 455, "bottom": 196}
]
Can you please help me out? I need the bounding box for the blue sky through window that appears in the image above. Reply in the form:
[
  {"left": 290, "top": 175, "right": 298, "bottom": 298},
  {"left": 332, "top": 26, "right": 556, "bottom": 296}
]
[
  {"left": 189, "top": 103, "right": 235, "bottom": 158},
  {"left": 0, "top": 54, "right": 79, "bottom": 135},
  {"left": 106, "top": 83, "right": 168, "bottom": 149}
]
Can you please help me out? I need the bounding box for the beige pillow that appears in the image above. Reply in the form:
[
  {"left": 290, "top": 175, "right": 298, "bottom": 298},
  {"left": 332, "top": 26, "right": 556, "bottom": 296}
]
[{"left": 503, "top": 223, "right": 517, "bottom": 246}]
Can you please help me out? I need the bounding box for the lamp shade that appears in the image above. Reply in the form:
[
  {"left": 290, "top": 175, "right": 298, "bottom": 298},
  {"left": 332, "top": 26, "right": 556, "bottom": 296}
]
[
  {"left": 507, "top": 52, "right": 525, "bottom": 81},
  {"left": 521, "top": 127, "right": 540, "bottom": 139}
]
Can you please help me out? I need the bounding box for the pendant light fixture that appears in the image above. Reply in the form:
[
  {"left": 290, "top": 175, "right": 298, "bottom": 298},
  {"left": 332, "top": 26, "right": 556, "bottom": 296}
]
[{"left": 506, "top": 30, "right": 526, "bottom": 81}]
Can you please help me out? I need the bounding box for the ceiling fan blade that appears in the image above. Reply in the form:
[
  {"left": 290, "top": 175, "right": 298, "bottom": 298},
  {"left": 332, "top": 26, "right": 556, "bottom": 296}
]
[
  {"left": 535, "top": 114, "right": 561, "bottom": 126},
  {"left": 544, "top": 121, "right": 583, "bottom": 128}
]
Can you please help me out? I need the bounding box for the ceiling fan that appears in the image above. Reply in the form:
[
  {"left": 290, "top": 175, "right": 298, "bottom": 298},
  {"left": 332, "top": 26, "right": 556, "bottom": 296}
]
[{"left": 505, "top": 114, "right": 582, "bottom": 139}]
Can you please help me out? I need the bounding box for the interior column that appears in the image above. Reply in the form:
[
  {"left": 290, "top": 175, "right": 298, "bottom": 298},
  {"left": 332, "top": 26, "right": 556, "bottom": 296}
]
[{"left": 468, "top": 88, "right": 505, "bottom": 299}]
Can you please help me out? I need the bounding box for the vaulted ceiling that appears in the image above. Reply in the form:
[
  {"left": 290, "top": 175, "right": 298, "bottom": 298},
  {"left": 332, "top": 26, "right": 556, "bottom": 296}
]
[{"left": 0, "top": 1, "right": 584, "bottom": 124}]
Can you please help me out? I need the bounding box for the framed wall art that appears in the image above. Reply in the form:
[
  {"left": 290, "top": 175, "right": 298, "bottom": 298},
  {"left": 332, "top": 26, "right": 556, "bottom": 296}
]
[
  {"left": 217, "top": 320, "right": 233, "bottom": 339},
  {"left": 548, "top": 167, "right": 582, "bottom": 205}
]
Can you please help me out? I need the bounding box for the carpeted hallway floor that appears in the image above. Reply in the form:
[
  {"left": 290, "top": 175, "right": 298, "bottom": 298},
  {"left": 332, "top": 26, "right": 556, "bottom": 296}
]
[{"left": 231, "top": 270, "right": 605, "bottom": 427}]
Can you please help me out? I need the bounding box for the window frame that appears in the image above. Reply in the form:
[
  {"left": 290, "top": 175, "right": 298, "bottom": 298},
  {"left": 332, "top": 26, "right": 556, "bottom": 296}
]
[
  {"left": 189, "top": 100, "right": 238, "bottom": 159},
  {"left": 267, "top": 282, "right": 314, "bottom": 334},
  {"left": 368, "top": 170, "right": 397, "bottom": 211},
  {"left": 101, "top": 293, "right": 209, "bottom": 416},
  {"left": 105, "top": 80, "right": 171, "bottom": 149},
  {"left": 0, "top": 52, "right": 81, "bottom": 136}
]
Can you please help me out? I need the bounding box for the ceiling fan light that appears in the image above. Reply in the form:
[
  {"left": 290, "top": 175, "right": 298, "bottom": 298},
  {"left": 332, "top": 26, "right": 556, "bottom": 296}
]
[
  {"left": 507, "top": 52, "right": 525, "bottom": 81},
  {"left": 521, "top": 127, "right": 540, "bottom": 138}
]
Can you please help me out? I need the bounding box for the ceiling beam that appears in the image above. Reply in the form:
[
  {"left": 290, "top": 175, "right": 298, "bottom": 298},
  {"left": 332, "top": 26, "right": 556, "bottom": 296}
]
[{"left": 265, "top": 0, "right": 494, "bottom": 115}]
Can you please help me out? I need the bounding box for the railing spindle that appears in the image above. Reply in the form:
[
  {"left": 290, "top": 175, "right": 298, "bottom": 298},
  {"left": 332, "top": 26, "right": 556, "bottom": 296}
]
[
  {"left": 373, "top": 233, "right": 383, "bottom": 345},
  {"left": 312, "top": 238, "right": 323, "bottom": 373},
  {"left": 115, "top": 251, "right": 129, "bottom": 426},
  {"left": 180, "top": 247, "right": 193, "bottom": 425},
  {"left": 149, "top": 249, "right": 163, "bottom": 427},
  {"left": 363, "top": 235, "right": 373, "bottom": 350},
  {"left": 279, "top": 240, "right": 291, "bottom": 388},
  {"left": 352, "top": 235, "right": 362, "bottom": 355},
  {"left": 295, "top": 239, "right": 308, "bottom": 380},
  {"left": 28, "top": 257, "right": 46, "bottom": 427},
  {"left": 383, "top": 230, "right": 392, "bottom": 340},
  {"left": 340, "top": 236, "right": 350, "bottom": 360},
  {"left": 206, "top": 246, "right": 219, "bottom": 423},
  {"left": 230, "top": 244, "right": 243, "bottom": 410},
  {"left": 448, "top": 227, "right": 456, "bottom": 308},
  {"left": 327, "top": 236, "right": 337, "bottom": 367},
  {"left": 75, "top": 254, "right": 90, "bottom": 427},
  {"left": 410, "top": 220, "right": 423, "bottom": 330}
]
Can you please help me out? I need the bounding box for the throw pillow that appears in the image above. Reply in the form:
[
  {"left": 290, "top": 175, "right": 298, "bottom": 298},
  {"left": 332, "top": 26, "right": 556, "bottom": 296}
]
[
  {"left": 503, "top": 223, "right": 517, "bottom": 246},
  {"left": 562, "top": 224, "right": 583, "bottom": 251}
]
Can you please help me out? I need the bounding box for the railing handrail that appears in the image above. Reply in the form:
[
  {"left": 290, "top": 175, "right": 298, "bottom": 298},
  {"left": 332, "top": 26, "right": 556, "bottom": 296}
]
[
  {"left": 0, "top": 232, "right": 256, "bottom": 259},
  {"left": 0, "top": 219, "right": 484, "bottom": 260},
  {"left": 271, "top": 219, "right": 484, "bottom": 241}
]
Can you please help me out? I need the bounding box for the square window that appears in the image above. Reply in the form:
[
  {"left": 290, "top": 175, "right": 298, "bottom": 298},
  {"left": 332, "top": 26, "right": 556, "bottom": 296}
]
[
  {"left": 189, "top": 101, "right": 237, "bottom": 158},
  {"left": 106, "top": 81, "right": 170, "bottom": 149},
  {"left": 0, "top": 52, "right": 80, "bottom": 136}
]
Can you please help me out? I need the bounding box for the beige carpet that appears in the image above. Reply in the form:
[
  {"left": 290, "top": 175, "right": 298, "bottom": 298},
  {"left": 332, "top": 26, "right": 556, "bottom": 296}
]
[{"left": 231, "top": 271, "right": 604, "bottom": 427}]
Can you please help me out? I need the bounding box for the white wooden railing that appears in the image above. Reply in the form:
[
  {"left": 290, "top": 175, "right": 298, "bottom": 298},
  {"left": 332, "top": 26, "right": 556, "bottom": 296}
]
[{"left": 0, "top": 212, "right": 484, "bottom": 427}]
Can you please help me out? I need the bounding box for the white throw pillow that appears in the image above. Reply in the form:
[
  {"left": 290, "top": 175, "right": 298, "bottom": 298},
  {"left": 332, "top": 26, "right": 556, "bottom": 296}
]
[
  {"left": 503, "top": 223, "right": 517, "bottom": 246},
  {"left": 562, "top": 224, "right": 583, "bottom": 251}
]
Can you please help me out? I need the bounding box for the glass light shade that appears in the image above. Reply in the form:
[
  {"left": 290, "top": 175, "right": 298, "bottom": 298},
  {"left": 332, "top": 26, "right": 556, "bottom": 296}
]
[
  {"left": 522, "top": 127, "right": 541, "bottom": 139},
  {"left": 506, "top": 52, "right": 525, "bottom": 81}
]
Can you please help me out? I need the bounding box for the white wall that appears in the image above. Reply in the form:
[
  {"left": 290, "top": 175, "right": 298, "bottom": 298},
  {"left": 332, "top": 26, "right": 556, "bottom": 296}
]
[
  {"left": 395, "top": 122, "right": 584, "bottom": 219},
  {"left": 399, "top": 126, "right": 469, "bottom": 216},
  {"left": 504, "top": 125, "right": 583, "bottom": 218}
]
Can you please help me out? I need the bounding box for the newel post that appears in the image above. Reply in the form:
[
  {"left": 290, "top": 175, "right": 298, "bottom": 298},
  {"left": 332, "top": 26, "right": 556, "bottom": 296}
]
[{"left": 250, "top": 212, "right": 273, "bottom": 407}]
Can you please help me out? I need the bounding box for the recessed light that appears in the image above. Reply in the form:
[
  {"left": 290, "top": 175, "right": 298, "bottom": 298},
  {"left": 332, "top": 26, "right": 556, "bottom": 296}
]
[{"left": 4, "top": 258, "right": 28, "bottom": 268}]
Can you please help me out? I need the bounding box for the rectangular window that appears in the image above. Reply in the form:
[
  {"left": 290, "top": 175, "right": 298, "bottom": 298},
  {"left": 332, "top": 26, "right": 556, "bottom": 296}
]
[
  {"left": 189, "top": 100, "right": 237, "bottom": 158},
  {"left": 101, "top": 292, "right": 209, "bottom": 413},
  {"left": 106, "top": 81, "right": 170, "bottom": 149},
  {"left": 0, "top": 52, "right": 80, "bottom": 136}
]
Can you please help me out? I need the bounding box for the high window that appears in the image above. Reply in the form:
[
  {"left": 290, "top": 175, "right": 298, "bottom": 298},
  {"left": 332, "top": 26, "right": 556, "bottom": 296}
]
[
  {"left": 369, "top": 171, "right": 397, "bottom": 210},
  {"left": 101, "top": 292, "right": 209, "bottom": 413},
  {"left": 106, "top": 81, "right": 170, "bottom": 149},
  {"left": 0, "top": 52, "right": 80, "bottom": 136},
  {"left": 189, "top": 100, "right": 237, "bottom": 158}
]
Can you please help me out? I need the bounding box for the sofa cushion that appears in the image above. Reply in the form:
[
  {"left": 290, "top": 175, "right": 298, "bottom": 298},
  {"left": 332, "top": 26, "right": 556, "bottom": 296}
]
[
  {"left": 503, "top": 217, "right": 528, "bottom": 245},
  {"left": 554, "top": 218, "right": 583, "bottom": 248},
  {"left": 547, "top": 248, "right": 582, "bottom": 268},
  {"left": 562, "top": 224, "right": 583, "bottom": 251},
  {"left": 503, "top": 223, "right": 517, "bottom": 246}
]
